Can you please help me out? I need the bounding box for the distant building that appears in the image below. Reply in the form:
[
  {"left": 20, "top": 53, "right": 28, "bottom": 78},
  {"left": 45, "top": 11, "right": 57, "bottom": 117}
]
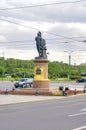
[
  {"left": 80, "top": 63, "right": 86, "bottom": 66},
  {"left": 81, "top": 72, "right": 86, "bottom": 76},
  {"left": 4, "top": 73, "right": 11, "bottom": 78}
]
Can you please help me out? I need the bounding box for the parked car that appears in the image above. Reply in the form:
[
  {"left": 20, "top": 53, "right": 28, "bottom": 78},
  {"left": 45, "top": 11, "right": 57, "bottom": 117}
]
[
  {"left": 14, "top": 78, "right": 33, "bottom": 88},
  {"left": 76, "top": 78, "right": 86, "bottom": 83}
]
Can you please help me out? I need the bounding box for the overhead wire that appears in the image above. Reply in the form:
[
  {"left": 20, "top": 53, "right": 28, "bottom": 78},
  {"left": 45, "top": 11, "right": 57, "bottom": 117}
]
[
  {"left": 0, "top": 1, "right": 85, "bottom": 42},
  {"left": 0, "top": 0, "right": 85, "bottom": 50},
  {"left": 0, "top": 38, "right": 84, "bottom": 46},
  {"left": 0, "top": 0, "right": 86, "bottom": 10},
  {"left": 0, "top": 17, "right": 83, "bottom": 42},
  {"left": 0, "top": 38, "right": 66, "bottom": 44},
  {"left": 0, "top": 0, "right": 86, "bottom": 61}
]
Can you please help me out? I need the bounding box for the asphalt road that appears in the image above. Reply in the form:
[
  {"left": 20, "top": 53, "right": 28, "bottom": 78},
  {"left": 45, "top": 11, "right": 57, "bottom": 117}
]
[
  {"left": 0, "top": 81, "right": 85, "bottom": 90},
  {"left": 0, "top": 95, "right": 86, "bottom": 130}
]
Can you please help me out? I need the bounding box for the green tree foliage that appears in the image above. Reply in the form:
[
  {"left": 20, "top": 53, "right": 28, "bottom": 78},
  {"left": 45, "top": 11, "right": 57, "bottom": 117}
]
[
  {"left": 0, "top": 57, "right": 86, "bottom": 80},
  {"left": 48, "top": 61, "right": 86, "bottom": 79},
  {"left": 0, "top": 58, "right": 34, "bottom": 78}
]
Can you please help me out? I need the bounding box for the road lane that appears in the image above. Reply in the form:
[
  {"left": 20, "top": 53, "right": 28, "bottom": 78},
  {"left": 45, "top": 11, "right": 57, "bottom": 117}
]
[
  {"left": 0, "top": 81, "right": 85, "bottom": 90},
  {"left": 0, "top": 95, "right": 86, "bottom": 130}
]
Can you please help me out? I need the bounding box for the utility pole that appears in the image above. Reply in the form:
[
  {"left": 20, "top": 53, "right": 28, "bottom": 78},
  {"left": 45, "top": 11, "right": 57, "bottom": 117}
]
[
  {"left": 2, "top": 52, "right": 4, "bottom": 81},
  {"left": 68, "top": 52, "right": 71, "bottom": 81},
  {"left": 65, "top": 51, "right": 73, "bottom": 81}
]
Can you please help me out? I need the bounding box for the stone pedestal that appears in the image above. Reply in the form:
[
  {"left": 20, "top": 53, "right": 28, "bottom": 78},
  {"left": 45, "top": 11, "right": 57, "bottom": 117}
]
[{"left": 33, "top": 58, "right": 50, "bottom": 89}]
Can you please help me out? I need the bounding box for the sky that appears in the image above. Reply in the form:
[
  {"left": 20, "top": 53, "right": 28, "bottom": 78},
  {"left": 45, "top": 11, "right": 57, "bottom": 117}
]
[{"left": 0, "top": 0, "right": 86, "bottom": 65}]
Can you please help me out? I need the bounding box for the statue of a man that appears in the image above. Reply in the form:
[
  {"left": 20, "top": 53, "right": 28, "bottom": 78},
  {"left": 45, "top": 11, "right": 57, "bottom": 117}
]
[
  {"left": 35, "top": 31, "right": 42, "bottom": 57},
  {"left": 35, "top": 31, "right": 47, "bottom": 59}
]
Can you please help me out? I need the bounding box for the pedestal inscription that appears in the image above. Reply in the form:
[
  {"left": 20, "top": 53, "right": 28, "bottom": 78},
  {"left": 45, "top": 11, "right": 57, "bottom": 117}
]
[{"left": 33, "top": 59, "right": 50, "bottom": 89}]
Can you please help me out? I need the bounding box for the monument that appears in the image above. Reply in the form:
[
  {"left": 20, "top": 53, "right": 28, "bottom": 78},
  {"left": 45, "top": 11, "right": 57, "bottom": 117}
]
[
  {"left": 33, "top": 31, "right": 50, "bottom": 91},
  {"left": 8, "top": 32, "right": 52, "bottom": 96}
]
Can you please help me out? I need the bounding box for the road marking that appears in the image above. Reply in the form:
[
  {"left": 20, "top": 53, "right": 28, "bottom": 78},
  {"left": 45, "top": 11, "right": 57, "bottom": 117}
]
[
  {"left": 68, "top": 112, "right": 86, "bottom": 117},
  {"left": 80, "top": 109, "right": 86, "bottom": 112},
  {"left": 73, "top": 126, "right": 86, "bottom": 130}
]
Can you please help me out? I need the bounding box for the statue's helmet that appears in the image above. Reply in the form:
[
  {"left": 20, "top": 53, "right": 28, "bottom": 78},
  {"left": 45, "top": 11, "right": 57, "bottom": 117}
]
[{"left": 37, "top": 31, "right": 41, "bottom": 36}]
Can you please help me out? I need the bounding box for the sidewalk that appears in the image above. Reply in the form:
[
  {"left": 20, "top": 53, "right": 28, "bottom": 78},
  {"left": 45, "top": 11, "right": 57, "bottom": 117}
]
[
  {"left": 0, "top": 94, "right": 64, "bottom": 106},
  {"left": 0, "top": 93, "right": 86, "bottom": 106}
]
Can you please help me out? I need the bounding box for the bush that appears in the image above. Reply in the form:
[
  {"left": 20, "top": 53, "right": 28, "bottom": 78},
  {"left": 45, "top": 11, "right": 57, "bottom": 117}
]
[{"left": 70, "top": 75, "right": 81, "bottom": 80}]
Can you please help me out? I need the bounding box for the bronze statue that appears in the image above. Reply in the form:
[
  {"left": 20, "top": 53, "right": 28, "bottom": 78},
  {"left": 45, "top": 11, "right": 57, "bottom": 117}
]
[{"left": 35, "top": 31, "right": 47, "bottom": 59}]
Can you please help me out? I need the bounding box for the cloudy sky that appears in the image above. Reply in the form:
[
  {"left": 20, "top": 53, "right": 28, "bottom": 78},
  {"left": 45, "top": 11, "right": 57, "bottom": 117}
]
[{"left": 0, "top": 0, "right": 86, "bottom": 65}]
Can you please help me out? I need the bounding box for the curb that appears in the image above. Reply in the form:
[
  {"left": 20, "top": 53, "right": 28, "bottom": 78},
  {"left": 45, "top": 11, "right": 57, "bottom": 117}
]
[{"left": 0, "top": 93, "right": 86, "bottom": 106}]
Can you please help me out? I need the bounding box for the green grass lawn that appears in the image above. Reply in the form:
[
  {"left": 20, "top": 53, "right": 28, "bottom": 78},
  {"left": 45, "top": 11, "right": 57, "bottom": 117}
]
[{"left": 0, "top": 77, "right": 18, "bottom": 81}]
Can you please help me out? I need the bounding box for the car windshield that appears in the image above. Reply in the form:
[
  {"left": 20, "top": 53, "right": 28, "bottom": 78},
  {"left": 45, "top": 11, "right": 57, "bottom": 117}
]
[
  {"left": 19, "top": 78, "right": 26, "bottom": 82},
  {"left": 27, "top": 78, "right": 33, "bottom": 81},
  {"left": 19, "top": 78, "right": 33, "bottom": 82}
]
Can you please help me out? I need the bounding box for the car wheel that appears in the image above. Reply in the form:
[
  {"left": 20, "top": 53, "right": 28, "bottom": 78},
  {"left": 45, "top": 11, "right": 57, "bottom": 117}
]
[
  {"left": 29, "top": 83, "right": 33, "bottom": 87},
  {"left": 26, "top": 84, "right": 29, "bottom": 88},
  {"left": 15, "top": 86, "right": 18, "bottom": 88},
  {"left": 22, "top": 84, "right": 26, "bottom": 88}
]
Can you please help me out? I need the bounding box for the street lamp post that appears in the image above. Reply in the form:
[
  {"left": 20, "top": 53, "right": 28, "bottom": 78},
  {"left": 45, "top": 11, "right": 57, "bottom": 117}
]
[{"left": 65, "top": 51, "right": 73, "bottom": 81}]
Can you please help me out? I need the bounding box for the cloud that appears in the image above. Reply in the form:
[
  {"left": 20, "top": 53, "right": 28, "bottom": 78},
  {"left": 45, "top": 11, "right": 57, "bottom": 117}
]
[
  {"left": 0, "top": 0, "right": 86, "bottom": 64},
  {"left": 0, "top": 0, "right": 86, "bottom": 23}
]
